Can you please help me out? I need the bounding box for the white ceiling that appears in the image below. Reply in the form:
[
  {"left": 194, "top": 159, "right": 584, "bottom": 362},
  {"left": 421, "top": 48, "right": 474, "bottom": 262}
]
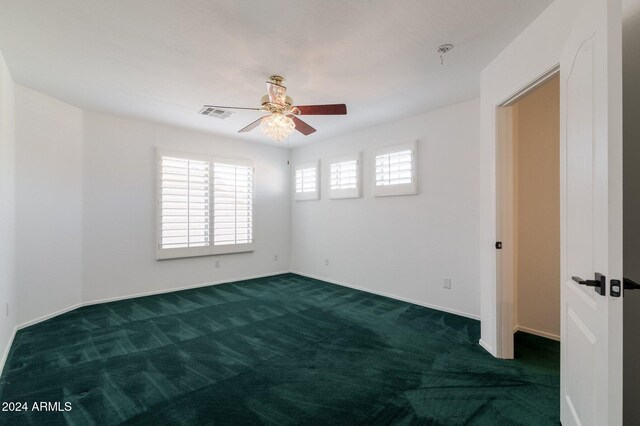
[{"left": 0, "top": 0, "right": 553, "bottom": 147}]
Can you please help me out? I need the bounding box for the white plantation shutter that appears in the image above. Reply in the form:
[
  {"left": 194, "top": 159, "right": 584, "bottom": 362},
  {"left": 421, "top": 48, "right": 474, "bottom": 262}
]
[
  {"left": 373, "top": 142, "right": 418, "bottom": 197},
  {"left": 295, "top": 168, "right": 316, "bottom": 192},
  {"left": 158, "top": 155, "right": 211, "bottom": 259},
  {"left": 329, "top": 153, "right": 361, "bottom": 199},
  {"left": 156, "top": 151, "right": 254, "bottom": 259},
  {"left": 294, "top": 161, "right": 319, "bottom": 201},
  {"left": 330, "top": 161, "right": 357, "bottom": 189},
  {"left": 213, "top": 161, "right": 254, "bottom": 252},
  {"left": 375, "top": 150, "right": 412, "bottom": 186}
]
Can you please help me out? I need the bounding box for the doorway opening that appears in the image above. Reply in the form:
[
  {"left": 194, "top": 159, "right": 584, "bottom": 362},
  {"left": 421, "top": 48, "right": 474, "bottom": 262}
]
[{"left": 496, "top": 72, "right": 560, "bottom": 359}]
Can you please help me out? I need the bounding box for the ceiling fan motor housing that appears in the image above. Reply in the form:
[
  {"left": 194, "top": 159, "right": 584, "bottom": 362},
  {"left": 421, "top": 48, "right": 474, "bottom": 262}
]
[{"left": 261, "top": 94, "right": 294, "bottom": 108}]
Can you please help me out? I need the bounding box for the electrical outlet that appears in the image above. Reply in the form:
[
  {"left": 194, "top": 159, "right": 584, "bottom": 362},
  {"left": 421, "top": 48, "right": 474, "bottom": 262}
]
[
  {"left": 444, "top": 278, "right": 452, "bottom": 289},
  {"left": 274, "top": 254, "right": 279, "bottom": 262},
  {"left": 215, "top": 259, "right": 220, "bottom": 268},
  {"left": 324, "top": 258, "right": 329, "bottom": 266}
]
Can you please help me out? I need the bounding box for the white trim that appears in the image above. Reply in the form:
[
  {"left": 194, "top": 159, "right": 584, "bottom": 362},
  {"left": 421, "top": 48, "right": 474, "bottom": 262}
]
[
  {"left": 291, "top": 270, "right": 480, "bottom": 321},
  {"left": 372, "top": 141, "right": 418, "bottom": 197},
  {"left": 498, "top": 65, "right": 560, "bottom": 107},
  {"left": 328, "top": 152, "right": 361, "bottom": 200},
  {"left": 1, "top": 326, "right": 18, "bottom": 378},
  {"left": 22, "top": 270, "right": 291, "bottom": 328},
  {"left": 213, "top": 156, "right": 254, "bottom": 168},
  {"left": 15, "top": 303, "right": 84, "bottom": 330},
  {"left": 156, "top": 149, "right": 256, "bottom": 259},
  {"left": 213, "top": 243, "right": 255, "bottom": 255},
  {"left": 81, "top": 271, "right": 290, "bottom": 311},
  {"left": 514, "top": 325, "right": 560, "bottom": 342},
  {"left": 157, "top": 148, "right": 211, "bottom": 163},
  {"left": 493, "top": 66, "right": 561, "bottom": 360},
  {"left": 2, "top": 270, "right": 483, "bottom": 374},
  {"left": 496, "top": 105, "right": 516, "bottom": 360},
  {"left": 0, "top": 271, "right": 289, "bottom": 375},
  {"left": 479, "top": 339, "right": 496, "bottom": 356}
]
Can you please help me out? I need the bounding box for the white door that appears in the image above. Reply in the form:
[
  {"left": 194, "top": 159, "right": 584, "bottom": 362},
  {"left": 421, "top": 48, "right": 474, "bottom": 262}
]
[{"left": 560, "top": 0, "right": 623, "bottom": 424}]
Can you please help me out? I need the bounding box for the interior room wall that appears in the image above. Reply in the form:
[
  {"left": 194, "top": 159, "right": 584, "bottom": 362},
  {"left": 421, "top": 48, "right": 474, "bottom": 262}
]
[
  {"left": 479, "top": 0, "right": 580, "bottom": 356},
  {"left": 0, "top": 51, "right": 17, "bottom": 369},
  {"left": 14, "top": 85, "right": 84, "bottom": 326},
  {"left": 81, "top": 111, "right": 291, "bottom": 303},
  {"left": 2, "top": 81, "right": 291, "bottom": 373},
  {"left": 290, "top": 99, "right": 482, "bottom": 319},
  {"left": 623, "top": 0, "right": 640, "bottom": 422},
  {"left": 514, "top": 76, "right": 560, "bottom": 340}
]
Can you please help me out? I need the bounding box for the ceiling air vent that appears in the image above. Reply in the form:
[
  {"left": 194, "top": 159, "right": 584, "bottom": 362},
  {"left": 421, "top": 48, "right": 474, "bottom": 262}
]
[{"left": 199, "top": 107, "right": 233, "bottom": 119}]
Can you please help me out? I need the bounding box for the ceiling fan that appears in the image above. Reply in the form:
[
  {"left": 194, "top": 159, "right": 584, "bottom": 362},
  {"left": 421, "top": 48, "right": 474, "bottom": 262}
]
[{"left": 202, "top": 75, "right": 347, "bottom": 141}]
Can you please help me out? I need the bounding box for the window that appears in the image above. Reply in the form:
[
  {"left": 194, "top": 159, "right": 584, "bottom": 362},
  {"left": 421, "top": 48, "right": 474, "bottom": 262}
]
[
  {"left": 157, "top": 151, "right": 254, "bottom": 259},
  {"left": 329, "top": 153, "right": 361, "bottom": 199},
  {"left": 373, "top": 141, "right": 418, "bottom": 197},
  {"left": 294, "top": 161, "right": 319, "bottom": 201},
  {"left": 212, "top": 161, "right": 253, "bottom": 253}
]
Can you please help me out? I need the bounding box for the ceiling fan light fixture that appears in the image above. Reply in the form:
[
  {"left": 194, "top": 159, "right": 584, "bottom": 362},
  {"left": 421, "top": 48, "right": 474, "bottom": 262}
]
[
  {"left": 204, "top": 75, "right": 346, "bottom": 139},
  {"left": 260, "top": 112, "right": 295, "bottom": 142}
]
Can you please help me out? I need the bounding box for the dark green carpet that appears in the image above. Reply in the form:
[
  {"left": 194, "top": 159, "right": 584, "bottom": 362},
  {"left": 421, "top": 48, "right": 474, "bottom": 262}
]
[{"left": 0, "top": 273, "right": 559, "bottom": 425}]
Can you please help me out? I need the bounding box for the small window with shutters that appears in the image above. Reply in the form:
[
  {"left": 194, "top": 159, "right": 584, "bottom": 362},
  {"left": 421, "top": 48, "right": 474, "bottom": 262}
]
[
  {"left": 373, "top": 141, "right": 418, "bottom": 197},
  {"left": 329, "top": 153, "right": 361, "bottom": 199},
  {"left": 156, "top": 150, "right": 254, "bottom": 259},
  {"left": 294, "top": 161, "right": 319, "bottom": 201}
]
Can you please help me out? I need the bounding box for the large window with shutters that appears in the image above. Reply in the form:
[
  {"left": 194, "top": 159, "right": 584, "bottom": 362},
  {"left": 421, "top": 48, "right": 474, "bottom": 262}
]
[
  {"left": 157, "top": 150, "right": 254, "bottom": 259},
  {"left": 294, "top": 161, "right": 319, "bottom": 201},
  {"left": 373, "top": 141, "right": 418, "bottom": 197},
  {"left": 329, "top": 153, "right": 361, "bottom": 199}
]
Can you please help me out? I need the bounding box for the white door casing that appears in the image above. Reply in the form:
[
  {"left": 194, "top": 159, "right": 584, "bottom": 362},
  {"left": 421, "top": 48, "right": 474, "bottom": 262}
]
[{"left": 560, "top": 0, "right": 623, "bottom": 424}]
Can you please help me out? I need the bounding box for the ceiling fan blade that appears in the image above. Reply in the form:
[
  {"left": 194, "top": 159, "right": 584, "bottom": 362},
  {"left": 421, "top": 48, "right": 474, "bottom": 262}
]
[
  {"left": 238, "top": 117, "right": 266, "bottom": 133},
  {"left": 203, "top": 105, "right": 262, "bottom": 111},
  {"left": 291, "top": 116, "right": 317, "bottom": 135},
  {"left": 294, "top": 104, "right": 347, "bottom": 115}
]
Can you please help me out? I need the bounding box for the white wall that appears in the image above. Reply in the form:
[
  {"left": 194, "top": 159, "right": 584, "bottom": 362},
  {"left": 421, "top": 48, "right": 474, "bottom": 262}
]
[
  {"left": 479, "top": 0, "right": 580, "bottom": 356},
  {"left": 2, "top": 82, "right": 291, "bottom": 374},
  {"left": 291, "top": 99, "right": 482, "bottom": 319},
  {"left": 0, "top": 51, "right": 17, "bottom": 370},
  {"left": 14, "top": 85, "right": 84, "bottom": 325},
  {"left": 81, "top": 112, "right": 290, "bottom": 303}
]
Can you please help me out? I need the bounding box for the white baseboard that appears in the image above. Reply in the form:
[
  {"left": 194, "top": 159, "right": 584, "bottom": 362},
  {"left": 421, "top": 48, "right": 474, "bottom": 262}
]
[
  {"left": 478, "top": 338, "right": 496, "bottom": 356},
  {"left": 17, "top": 302, "right": 84, "bottom": 329},
  {"left": 0, "top": 326, "right": 18, "bottom": 378},
  {"left": 80, "top": 270, "right": 291, "bottom": 310},
  {"left": 514, "top": 325, "right": 560, "bottom": 341},
  {"left": 291, "top": 270, "right": 480, "bottom": 321},
  {"left": 2, "top": 270, "right": 291, "bottom": 375},
  {"left": 3, "top": 269, "right": 482, "bottom": 375}
]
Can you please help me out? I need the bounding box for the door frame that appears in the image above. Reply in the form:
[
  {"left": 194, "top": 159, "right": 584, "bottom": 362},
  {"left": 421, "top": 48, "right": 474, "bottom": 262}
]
[{"left": 495, "top": 64, "right": 559, "bottom": 359}]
